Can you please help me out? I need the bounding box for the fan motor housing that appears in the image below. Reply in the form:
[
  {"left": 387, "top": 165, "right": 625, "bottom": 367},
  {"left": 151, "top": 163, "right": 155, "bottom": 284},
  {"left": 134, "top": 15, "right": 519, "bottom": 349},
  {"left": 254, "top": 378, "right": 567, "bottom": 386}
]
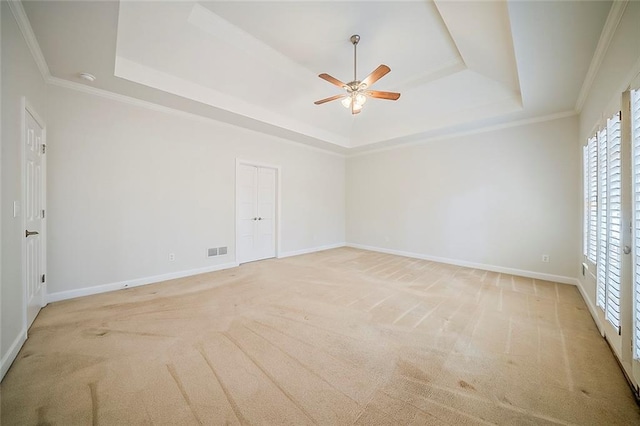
[{"left": 346, "top": 81, "right": 363, "bottom": 92}]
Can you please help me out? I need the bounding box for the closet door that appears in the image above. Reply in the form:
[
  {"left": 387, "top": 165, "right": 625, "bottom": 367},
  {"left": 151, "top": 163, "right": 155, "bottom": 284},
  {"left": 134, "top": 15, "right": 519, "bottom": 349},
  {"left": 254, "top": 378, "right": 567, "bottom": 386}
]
[
  {"left": 255, "top": 167, "right": 276, "bottom": 260},
  {"left": 237, "top": 164, "right": 258, "bottom": 263},
  {"left": 237, "top": 164, "right": 276, "bottom": 263}
]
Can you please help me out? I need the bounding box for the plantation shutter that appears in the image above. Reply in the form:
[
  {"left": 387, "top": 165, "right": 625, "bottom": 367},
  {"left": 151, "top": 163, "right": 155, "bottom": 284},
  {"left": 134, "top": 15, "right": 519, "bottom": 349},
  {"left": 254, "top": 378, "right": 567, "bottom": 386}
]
[
  {"left": 583, "top": 146, "right": 589, "bottom": 257},
  {"left": 605, "top": 112, "right": 622, "bottom": 330},
  {"left": 587, "top": 136, "right": 598, "bottom": 263},
  {"left": 631, "top": 88, "right": 640, "bottom": 358},
  {"left": 597, "top": 127, "right": 608, "bottom": 309}
]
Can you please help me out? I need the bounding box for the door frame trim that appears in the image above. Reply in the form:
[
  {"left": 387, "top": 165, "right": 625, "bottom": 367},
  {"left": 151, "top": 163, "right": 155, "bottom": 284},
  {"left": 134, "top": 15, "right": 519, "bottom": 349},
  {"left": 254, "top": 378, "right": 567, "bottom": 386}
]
[
  {"left": 235, "top": 159, "right": 281, "bottom": 264},
  {"left": 21, "top": 97, "right": 47, "bottom": 333}
]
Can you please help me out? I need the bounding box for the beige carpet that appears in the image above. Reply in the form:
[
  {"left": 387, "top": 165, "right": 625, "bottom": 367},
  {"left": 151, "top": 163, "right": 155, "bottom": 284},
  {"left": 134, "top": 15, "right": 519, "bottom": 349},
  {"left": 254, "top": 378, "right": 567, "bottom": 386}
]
[{"left": 2, "top": 248, "right": 639, "bottom": 425}]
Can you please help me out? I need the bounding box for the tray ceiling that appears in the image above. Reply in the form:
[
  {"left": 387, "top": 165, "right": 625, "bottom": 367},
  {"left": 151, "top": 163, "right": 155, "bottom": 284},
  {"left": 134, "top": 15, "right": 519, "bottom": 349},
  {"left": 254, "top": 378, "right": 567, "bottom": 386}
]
[{"left": 21, "top": 1, "right": 612, "bottom": 153}]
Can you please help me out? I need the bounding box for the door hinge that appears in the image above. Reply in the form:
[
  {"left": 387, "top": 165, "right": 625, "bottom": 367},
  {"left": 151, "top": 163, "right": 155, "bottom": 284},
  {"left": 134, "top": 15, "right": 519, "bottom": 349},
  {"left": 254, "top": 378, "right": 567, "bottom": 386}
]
[
  {"left": 41, "top": 274, "right": 45, "bottom": 283},
  {"left": 42, "top": 144, "right": 46, "bottom": 154},
  {"left": 42, "top": 209, "right": 45, "bottom": 218}
]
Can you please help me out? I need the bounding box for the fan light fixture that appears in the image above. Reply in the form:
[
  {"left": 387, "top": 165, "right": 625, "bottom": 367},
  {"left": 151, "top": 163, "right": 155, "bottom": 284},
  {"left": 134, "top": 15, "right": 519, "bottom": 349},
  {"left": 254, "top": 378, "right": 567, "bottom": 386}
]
[
  {"left": 341, "top": 93, "right": 367, "bottom": 110},
  {"left": 314, "top": 34, "right": 400, "bottom": 115}
]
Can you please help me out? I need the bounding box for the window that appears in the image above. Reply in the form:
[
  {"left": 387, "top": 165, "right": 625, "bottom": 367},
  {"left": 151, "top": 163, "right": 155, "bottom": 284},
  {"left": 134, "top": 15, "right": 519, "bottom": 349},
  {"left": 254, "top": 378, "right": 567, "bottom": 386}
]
[
  {"left": 583, "top": 111, "right": 622, "bottom": 331},
  {"left": 597, "top": 127, "right": 608, "bottom": 310},
  {"left": 586, "top": 136, "right": 598, "bottom": 263},
  {"left": 631, "top": 88, "right": 640, "bottom": 358},
  {"left": 605, "top": 113, "right": 622, "bottom": 329},
  {"left": 581, "top": 81, "right": 640, "bottom": 385},
  {"left": 583, "top": 146, "right": 588, "bottom": 257}
]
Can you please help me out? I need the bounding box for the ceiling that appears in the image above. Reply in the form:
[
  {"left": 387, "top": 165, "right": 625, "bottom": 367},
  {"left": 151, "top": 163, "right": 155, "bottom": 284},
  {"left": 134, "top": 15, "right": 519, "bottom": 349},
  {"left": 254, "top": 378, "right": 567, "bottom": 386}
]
[{"left": 21, "top": 1, "right": 612, "bottom": 154}]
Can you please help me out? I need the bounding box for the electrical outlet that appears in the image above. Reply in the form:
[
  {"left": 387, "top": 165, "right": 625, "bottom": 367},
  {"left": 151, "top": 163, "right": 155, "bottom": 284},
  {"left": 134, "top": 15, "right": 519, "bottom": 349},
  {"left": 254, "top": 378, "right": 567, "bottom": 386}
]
[
  {"left": 542, "top": 254, "right": 550, "bottom": 263},
  {"left": 168, "top": 253, "right": 175, "bottom": 262}
]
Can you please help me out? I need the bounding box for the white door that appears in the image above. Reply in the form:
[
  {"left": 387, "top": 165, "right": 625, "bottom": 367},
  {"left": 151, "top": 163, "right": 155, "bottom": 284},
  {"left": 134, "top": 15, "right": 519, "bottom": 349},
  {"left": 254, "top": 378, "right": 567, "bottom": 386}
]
[
  {"left": 24, "top": 109, "right": 46, "bottom": 328},
  {"left": 256, "top": 167, "right": 276, "bottom": 259},
  {"left": 237, "top": 164, "right": 276, "bottom": 263}
]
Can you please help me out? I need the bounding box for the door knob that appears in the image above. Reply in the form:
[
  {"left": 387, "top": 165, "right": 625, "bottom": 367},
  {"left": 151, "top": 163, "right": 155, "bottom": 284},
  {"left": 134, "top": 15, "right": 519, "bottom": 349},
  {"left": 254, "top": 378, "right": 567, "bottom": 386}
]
[
  {"left": 25, "top": 230, "right": 39, "bottom": 237},
  {"left": 258, "top": 217, "right": 262, "bottom": 220}
]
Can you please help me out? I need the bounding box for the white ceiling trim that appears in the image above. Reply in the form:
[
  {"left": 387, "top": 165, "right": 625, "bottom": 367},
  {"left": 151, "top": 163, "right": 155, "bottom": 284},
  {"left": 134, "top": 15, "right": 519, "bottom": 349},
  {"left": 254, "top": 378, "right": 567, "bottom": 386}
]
[
  {"left": 575, "top": 0, "right": 628, "bottom": 113},
  {"left": 7, "top": 0, "right": 50, "bottom": 79},
  {"left": 48, "top": 69, "right": 576, "bottom": 161},
  {"left": 347, "top": 109, "right": 577, "bottom": 159},
  {"left": 350, "top": 83, "right": 523, "bottom": 149},
  {"left": 46, "top": 76, "right": 346, "bottom": 158},
  {"left": 114, "top": 56, "right": 350, "bottom": 147}
]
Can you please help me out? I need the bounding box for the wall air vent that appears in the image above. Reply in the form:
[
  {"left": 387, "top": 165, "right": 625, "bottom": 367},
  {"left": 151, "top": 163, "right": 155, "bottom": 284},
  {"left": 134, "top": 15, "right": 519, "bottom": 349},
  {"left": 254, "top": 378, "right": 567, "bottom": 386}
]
[{"left": 207, "top": 248, "right": 218, "bottom": 257}]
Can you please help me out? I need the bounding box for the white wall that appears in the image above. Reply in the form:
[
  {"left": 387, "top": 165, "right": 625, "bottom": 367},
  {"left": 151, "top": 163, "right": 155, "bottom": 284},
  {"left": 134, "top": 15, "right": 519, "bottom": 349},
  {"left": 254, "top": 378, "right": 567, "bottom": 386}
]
[
  {"left": 577, "top": 1, "right": 640, "bottom": 304},
  {"left": 45, "top": 84, "right": 345, "bottom": 298},
  {"left": 579, "top": 1, "right": 640, "bottom": 142},
  {"left": 1, "top": 2, "right": 48, "bottom": 377},
  {"left": 347, "top": 115, "right": 580, "bottom": 281}
]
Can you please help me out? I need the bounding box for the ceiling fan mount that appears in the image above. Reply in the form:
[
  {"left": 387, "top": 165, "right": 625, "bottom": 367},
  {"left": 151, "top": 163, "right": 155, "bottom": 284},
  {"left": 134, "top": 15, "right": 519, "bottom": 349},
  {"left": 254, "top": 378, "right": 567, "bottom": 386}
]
[{"left": 314, "top": 34, "right": 400, "bottom": 114}]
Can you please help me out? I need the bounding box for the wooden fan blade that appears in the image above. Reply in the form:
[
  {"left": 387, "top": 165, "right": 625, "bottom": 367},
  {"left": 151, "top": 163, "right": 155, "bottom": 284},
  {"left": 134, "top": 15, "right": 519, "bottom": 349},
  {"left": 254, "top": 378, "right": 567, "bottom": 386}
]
[
  {"left": 314, "top": 94, "right": 347, "bottom": 105},
  {"left": 365, "top": 90, "right": 401, "bottom": 101},
  {"left": 361, "top": 65, "right": 391, "bottom": 88},
  {"left": 319, "top": 73, "right": 347, "bottom": 89}
]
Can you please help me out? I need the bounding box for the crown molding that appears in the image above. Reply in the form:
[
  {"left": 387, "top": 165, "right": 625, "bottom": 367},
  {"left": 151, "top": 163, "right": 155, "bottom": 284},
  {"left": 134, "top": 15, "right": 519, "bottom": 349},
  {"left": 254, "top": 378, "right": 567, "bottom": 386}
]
[
  {"left": 7, "top": 0, "right": 50, "bottom": 80},
  {"left": 575, "top": 0, "right": 629, "bottom": 113},
  {"left": 50, "top": 74, "right": 576, "bottom": 159},
  {"left": 347, "top": 110, "right": 577, "bottom": 158}
]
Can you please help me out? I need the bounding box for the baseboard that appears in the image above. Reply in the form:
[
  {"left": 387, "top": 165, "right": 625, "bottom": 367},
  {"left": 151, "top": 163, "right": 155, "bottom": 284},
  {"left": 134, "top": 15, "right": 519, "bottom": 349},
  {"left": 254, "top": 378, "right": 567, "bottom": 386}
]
[
  {"left": 1, "top": 328, "right": 27, "bottom": 382},
  {"left": 46, "top": 261, "right": 239, "bottom": 303},
  {"left": 575, "top": 276, "right": 604, "bottom": 335},
  {"left": 47, "top": 242, "right": 349, "bottom": 303},
  {"left": 278, "top": 242, "right": 346, "bottom": 259},
  {"left": 346, "top": 243, "right": 579, "bottom": 285}
]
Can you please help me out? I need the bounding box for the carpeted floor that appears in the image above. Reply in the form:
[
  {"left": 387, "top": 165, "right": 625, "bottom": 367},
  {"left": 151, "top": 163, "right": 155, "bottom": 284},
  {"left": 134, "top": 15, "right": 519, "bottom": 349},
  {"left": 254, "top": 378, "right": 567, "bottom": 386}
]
[{"left": 2, "top": 248, "right": 639, "bottom": 425}]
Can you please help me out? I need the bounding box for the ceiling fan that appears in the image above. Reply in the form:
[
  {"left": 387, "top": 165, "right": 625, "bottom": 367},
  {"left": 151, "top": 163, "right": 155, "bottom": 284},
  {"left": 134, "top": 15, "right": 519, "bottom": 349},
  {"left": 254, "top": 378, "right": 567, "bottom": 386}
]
[{"left": 314, "top": 34, "right": 401, "bottom": 115}]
